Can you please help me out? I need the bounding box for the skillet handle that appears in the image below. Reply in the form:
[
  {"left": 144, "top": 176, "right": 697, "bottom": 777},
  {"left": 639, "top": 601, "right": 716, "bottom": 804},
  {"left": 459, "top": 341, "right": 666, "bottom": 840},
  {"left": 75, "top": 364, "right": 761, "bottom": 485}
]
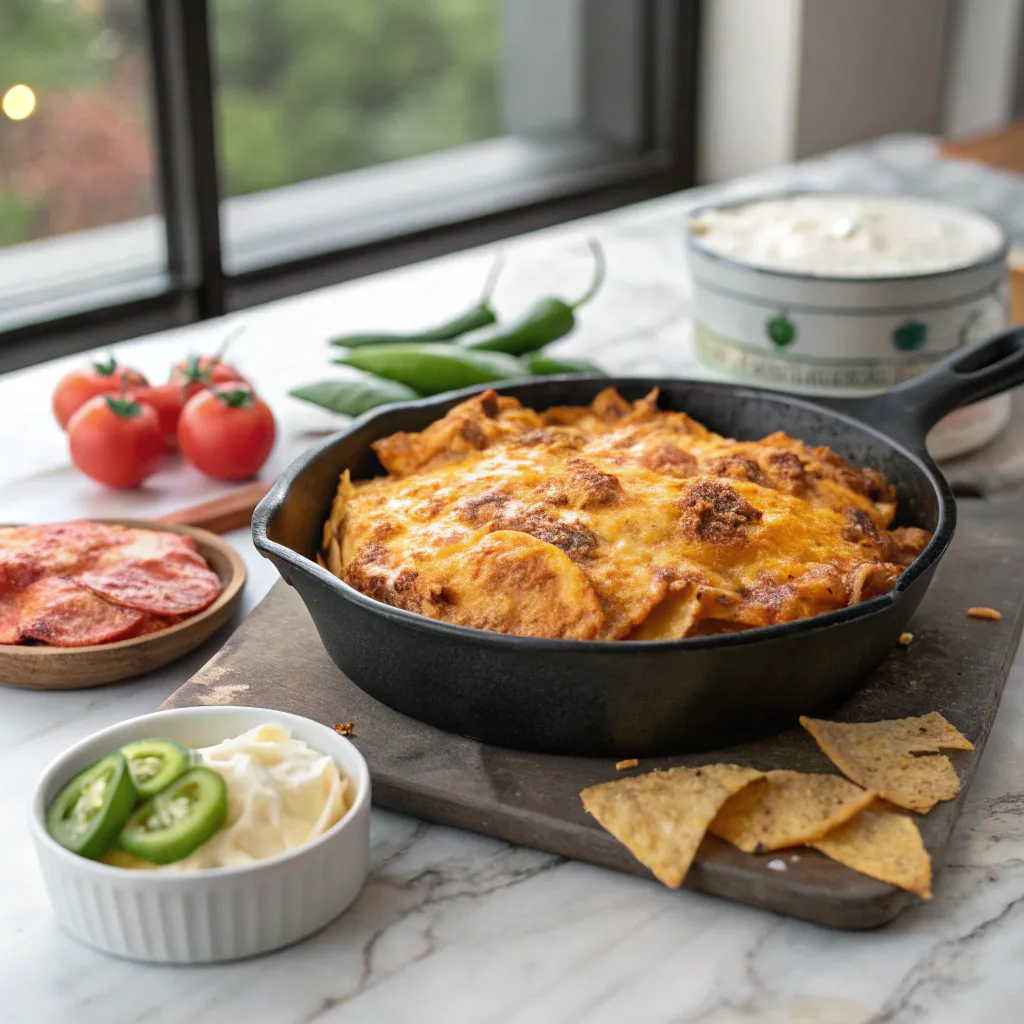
[{"left": 824, "top": 324, "right": 1024, "bottom": 450}]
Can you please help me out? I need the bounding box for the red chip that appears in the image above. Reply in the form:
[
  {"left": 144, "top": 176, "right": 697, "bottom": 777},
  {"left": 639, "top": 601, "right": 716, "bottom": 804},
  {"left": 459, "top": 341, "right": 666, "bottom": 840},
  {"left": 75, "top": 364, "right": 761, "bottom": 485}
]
[
  {"left": 19, "top": 577, "right": 144, "bottom": 647},
  {"left": 77, "top": 554, "right": 222, "bottom": 616}
]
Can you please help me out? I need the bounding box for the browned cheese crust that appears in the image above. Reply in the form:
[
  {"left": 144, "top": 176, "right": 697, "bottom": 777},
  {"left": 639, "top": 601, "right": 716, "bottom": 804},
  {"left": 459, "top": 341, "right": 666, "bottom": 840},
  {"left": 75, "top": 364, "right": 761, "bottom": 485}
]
[{"left": 321, "top": 388, "right": 930, "bottom": 640}]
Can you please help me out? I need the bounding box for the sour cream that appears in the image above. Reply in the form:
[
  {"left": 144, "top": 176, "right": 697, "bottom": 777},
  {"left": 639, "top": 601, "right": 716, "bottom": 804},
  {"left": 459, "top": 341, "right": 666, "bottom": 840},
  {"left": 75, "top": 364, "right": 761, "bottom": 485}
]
[
  {"left": 688, "top": 195, "right": 1004, "bottom": 278},
  {"left": 106, "top": 724, "right": 351, "bottom": 871}
]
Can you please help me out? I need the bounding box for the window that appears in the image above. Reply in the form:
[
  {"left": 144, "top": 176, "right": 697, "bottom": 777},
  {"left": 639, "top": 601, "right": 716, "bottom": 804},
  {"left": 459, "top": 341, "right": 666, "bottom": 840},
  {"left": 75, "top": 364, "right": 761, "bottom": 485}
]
[
  {"left": 0, "top": 0, "right": 700, "bottom": 368},
  {"left": 0, "top": 0, "right": 166, "bottom": 337}
]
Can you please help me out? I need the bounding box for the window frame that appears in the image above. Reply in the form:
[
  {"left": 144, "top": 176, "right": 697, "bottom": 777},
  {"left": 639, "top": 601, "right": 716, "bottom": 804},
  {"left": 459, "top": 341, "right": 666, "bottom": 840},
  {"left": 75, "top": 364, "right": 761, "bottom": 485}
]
[{"left": 0, "top": 0, "right": 700, "bottom": 371}]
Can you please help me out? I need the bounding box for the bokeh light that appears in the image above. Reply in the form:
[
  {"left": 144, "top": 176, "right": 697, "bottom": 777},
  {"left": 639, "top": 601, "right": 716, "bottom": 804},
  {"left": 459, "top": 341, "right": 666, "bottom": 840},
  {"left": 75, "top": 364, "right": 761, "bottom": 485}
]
[{"left": 2, "top": 84, "right": 37, "bottom": 121}]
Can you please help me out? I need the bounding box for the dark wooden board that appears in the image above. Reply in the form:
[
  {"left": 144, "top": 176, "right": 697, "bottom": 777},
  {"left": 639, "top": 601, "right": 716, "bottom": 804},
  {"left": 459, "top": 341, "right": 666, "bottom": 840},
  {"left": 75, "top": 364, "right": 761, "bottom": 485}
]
[{"left": 163, "top": 498, "right": 1024, "bottom": 929}]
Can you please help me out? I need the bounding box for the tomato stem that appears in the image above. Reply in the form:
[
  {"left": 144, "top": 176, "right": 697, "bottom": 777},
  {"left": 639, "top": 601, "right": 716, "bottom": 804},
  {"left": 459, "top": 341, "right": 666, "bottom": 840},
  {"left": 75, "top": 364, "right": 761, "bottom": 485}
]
[
  {"left": 214, "top": 386, "right": 254, "bottom": 409},
  {"left": 94, "top": 354, "right": 118, "bottom": 377}
]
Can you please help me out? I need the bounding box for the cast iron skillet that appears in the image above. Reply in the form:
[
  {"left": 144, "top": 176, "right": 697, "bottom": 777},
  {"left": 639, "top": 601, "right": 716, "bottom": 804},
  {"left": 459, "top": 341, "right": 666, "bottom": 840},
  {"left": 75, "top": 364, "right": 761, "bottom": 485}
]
[{"left": 254, "top": 326, "right": 1024, "bottom": 756}]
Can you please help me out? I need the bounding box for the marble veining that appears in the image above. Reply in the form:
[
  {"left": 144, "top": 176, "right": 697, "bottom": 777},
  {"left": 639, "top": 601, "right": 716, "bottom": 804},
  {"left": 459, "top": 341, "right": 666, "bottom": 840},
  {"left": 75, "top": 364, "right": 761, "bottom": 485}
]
[{"left": 3, "top": 135, "right": 1024, "bottom": 1022}]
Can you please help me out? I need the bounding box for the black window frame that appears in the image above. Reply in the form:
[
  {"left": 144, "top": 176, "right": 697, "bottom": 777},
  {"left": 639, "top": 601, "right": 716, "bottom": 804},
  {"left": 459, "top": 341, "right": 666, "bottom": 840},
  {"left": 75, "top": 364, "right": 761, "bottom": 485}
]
[{"left": 0, "top": 0, "right": 701, "bottom": 371}]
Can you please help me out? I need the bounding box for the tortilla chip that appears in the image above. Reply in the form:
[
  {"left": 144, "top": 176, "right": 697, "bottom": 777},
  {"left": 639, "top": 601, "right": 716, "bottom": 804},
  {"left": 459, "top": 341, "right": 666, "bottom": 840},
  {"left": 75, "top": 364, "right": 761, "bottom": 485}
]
[
  {"left": 709, "top": 770, "right": 876, "bottom": 853},
  {"left": 580, "top": 764, "right": 763, "bottom": 887},
  {"left": 812, "top": 806, "right": 932, "bottom": 899},
  {"left": 800, "top": 712, "right": 973, "bottom": 813}
]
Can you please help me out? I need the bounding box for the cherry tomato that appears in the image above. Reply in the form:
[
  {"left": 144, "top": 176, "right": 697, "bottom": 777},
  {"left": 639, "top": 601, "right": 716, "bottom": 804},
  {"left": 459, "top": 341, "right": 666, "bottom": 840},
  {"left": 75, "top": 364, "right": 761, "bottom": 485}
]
[
  {"left": 52, "top": 357, "right": 149, "bottom": 430},
  {"left": 68, "top": 393, "right": 165, "bottom": 488},
  {"left": 171, "top": 355, "right": 247, "bottom": 401},
  {"left": 135, "top": 383, "right": 186, "bottom": 451},
  {"left": 178, "top": 386, "right": 276, "bottom": 482}
]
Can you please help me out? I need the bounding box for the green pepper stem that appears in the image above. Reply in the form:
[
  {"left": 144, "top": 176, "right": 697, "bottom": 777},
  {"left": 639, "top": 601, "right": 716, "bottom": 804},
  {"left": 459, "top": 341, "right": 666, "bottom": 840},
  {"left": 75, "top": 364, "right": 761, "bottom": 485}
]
[
  {"left": 569, "top": 239, "right": 606, "bottom": 311},
  {"left": 211, "top": 325, "right": 247, "bottom": 369},
  {"left": 479, "top": 252, "right": 506, "bottom": 304}
]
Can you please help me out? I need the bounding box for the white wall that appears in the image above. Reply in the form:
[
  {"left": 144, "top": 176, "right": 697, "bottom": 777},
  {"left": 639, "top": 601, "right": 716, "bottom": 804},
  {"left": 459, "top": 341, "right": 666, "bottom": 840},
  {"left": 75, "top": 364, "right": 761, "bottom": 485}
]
[
  {"left": 697, "top": 0, "right": 803, "bottom": 183},
  {"left": 697, "top": 0, "right": 1022, "bottom": 184},
  {"left": 943, "top": 0, "right": 1024, "bottom": 137},
  {"left": 794, "top": 0, "right": 953, "bottom": 159}
]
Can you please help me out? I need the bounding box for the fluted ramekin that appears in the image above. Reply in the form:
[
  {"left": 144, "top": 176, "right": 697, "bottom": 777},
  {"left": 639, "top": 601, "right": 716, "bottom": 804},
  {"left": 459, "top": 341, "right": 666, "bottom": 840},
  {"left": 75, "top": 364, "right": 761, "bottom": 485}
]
[{"left": 29, "top": 706, "right": 370, "bottom": 964}]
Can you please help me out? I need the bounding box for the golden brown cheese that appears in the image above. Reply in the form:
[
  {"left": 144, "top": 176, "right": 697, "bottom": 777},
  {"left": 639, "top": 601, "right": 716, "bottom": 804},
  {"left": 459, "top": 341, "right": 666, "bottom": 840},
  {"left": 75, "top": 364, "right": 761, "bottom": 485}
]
[{"left": 322, "top": 388, "right": 930, "bottom": 641}]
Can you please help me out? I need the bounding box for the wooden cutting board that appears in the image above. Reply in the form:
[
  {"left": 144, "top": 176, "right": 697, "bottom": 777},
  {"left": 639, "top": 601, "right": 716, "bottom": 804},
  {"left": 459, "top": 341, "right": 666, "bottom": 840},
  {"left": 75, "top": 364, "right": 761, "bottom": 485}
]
[{"left": 163, "top": 497, "right": 1024, "bottom": 929}]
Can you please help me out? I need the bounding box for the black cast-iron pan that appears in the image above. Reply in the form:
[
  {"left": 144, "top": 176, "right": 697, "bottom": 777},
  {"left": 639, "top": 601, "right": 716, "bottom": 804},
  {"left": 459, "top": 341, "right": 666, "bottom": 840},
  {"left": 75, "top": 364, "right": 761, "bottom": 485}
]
[{"left": 254, "top": 327, "right": 1024, "bottom": 756}]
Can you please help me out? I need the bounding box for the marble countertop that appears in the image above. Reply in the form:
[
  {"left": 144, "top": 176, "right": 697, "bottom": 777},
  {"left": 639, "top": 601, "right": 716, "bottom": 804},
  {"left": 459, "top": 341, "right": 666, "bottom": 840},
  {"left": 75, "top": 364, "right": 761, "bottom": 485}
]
[{"left": 4, "top": 135, "right": 1024, "bottom": 1023}]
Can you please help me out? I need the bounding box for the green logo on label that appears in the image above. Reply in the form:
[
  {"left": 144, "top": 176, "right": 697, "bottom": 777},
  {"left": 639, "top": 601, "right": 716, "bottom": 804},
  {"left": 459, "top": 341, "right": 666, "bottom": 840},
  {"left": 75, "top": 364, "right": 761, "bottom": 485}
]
[
  {"left": 892, "top": 321, "right": 928, "bottom": 351},
  {"left": 766, "top": 313, "right": 797, "bottom": 348}
]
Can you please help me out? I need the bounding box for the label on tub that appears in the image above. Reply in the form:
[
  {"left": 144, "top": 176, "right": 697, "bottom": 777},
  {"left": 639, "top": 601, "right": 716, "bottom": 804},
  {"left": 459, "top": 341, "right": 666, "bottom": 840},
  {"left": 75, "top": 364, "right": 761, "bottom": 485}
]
[{"left": 692, "top": 284, "right": 1006, "bottom": 395}]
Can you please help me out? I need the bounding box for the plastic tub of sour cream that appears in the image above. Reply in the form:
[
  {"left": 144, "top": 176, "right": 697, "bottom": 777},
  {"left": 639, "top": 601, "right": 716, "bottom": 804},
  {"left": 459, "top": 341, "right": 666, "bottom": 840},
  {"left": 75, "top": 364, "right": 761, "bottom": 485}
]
[
  {"left": 685, "top": 193, "right": 1011, "bottom": 459},
  {"left": 29, "top": 706, "right": 370, "bottom": 964}
]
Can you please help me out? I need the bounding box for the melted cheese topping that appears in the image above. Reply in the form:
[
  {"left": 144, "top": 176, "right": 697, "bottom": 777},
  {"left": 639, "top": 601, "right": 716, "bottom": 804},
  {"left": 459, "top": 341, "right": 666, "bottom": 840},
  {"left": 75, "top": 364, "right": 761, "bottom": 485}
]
[
  {"left": 323, "top": 388, "right": 930, "bottom": 641},
  {"left": 104, "top": 725, "right": 351, "bottom": 871}
]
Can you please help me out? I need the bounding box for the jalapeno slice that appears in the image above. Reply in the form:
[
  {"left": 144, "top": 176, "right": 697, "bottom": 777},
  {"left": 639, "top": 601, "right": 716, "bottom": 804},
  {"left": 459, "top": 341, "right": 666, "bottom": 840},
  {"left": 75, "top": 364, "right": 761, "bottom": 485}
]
[
  {"left": 121, "top": 738, "right": 192, "bottom": 799},
  {"left": 46, "top": 751, "right": 137, "bottom": 860},
  {"left": 118, "top": 766, "right": 228, "bottom": 865}
]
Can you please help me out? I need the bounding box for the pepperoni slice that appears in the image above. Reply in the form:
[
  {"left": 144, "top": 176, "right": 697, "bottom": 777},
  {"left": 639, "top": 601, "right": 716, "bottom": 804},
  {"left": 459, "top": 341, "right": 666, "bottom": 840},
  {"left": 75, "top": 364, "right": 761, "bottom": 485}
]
[
  {"left": 77, "top": 553, "right": 222, "bottom": 616},
  {"left": 122, "top": 613, "right": 180, "bottom": 639},
  {"left": 0, "top": 592, "right": 21, "bottom": 644},
  {"left": 19, "top": 577, "right": 144, "bottom": 647},
  {"left": 0, "top": 524, "right": 218, "bottom": 647},
  {"left": 0, "top": 522, "right": 133, "bottom": 589}
]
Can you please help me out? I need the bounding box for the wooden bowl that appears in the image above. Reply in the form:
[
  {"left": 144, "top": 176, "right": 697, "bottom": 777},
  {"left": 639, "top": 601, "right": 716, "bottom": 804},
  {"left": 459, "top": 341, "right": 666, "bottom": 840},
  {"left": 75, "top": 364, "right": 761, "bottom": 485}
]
[{"left": 0, "top": 521, "right": 246, "bottom": 690}]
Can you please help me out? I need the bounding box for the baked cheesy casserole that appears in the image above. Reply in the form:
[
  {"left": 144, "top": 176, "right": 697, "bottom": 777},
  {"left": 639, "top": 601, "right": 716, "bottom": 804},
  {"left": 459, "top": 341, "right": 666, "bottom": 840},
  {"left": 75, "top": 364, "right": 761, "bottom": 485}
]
[{"left": 321, "top": 388, "right": 929, "bottom": 641}]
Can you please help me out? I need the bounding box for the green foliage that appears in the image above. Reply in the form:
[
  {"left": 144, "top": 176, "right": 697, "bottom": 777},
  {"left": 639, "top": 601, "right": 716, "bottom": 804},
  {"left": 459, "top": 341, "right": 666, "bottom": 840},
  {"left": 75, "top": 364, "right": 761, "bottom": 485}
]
[
  {"left": 212, "top": 0, "right": 502, "bottom": 196},
  {"left": 0, "top": 189, "right": 39, "bottom": 246},
  {"left": 0, "top": 0, "right": 101, "bottom": 88}
]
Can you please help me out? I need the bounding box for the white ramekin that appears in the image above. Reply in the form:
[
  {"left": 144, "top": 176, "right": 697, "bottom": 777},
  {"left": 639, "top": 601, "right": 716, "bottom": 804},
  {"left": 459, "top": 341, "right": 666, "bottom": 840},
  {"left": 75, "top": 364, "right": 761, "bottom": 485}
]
[
  {"left": 685, "top": 194, "right": 1012, "bottom": 459},
  {"left": 28, "top": 706, "right": 371, "bottom": 964}
]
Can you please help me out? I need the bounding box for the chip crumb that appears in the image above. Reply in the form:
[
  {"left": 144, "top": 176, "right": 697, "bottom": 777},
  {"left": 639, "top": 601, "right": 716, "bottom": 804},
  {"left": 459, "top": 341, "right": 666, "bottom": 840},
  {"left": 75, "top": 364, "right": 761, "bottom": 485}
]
[
  {"left": 333, "top": 721, "right": 355, "bottom": 736},
  {"left": 766, "top": 858, "right": 788, "bottom": 872},
  {"left": 898, "top": 632, "right": 913, "bottom": 646},
  {"left": 967, "top": 606, "right": 1002, "bottom": 621},
  {"left": 615, "top": 758, "right": 639, "bottom": 770}
]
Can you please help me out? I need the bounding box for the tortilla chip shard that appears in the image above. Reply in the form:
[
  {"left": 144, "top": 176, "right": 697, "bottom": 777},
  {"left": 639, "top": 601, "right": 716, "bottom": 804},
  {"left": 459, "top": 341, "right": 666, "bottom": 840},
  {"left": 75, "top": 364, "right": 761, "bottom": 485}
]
[
  {"left": 811, "top": 806, "right": 933, "bottom": 899},
  {"left": 800, "top": 712, "right": 973, "bottom": 814},
  {"left": 580, "top": 764, "right": 763, "bottom": 888},
  {"left": 710, "top": 770, "right": 876, "bottom": 853}
]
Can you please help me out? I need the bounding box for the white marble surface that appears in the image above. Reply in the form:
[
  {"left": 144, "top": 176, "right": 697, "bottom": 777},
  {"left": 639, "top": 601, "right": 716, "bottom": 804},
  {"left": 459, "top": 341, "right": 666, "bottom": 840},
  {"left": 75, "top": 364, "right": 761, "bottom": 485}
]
[{"left": 3, "top": 136, "right": 1024, "bottom": 1022}]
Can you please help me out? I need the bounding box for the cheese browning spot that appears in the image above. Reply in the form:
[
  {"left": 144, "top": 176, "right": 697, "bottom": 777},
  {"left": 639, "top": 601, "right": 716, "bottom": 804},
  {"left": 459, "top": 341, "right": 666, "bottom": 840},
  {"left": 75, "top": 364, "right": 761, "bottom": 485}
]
[{"left": 678, "top": 479, "right": 762, "bottom": 544}]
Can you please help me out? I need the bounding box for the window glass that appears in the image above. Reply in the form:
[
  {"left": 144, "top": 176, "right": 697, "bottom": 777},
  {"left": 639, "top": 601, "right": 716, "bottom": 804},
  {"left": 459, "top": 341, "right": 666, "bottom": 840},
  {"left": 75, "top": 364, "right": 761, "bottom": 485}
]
[
  {"left": 212, "top": 0, "right": 503, "bottom": 199},
  {"left": 0, "top": 0, "right": 159, "bottom": 247}
]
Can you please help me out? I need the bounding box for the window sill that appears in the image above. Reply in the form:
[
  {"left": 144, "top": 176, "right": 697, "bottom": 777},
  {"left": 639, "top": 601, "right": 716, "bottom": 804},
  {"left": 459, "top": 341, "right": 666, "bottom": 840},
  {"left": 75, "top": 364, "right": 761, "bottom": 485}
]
[{"left": 221, "top": 132, "right": 643, "bottom": 273}]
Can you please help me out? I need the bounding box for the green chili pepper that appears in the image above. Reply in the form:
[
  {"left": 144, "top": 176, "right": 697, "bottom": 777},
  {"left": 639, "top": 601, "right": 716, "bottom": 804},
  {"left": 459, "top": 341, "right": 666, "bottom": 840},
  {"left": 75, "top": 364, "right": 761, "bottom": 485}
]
[
  {"left": 329, "top": 254, "right": 505, "bottom": 347},
  {"left": 118, "top": 767, "right": 228, "bottom": 865},
  {"left": 335, "top": 344, "right": 525, "bottom": 395},
  {"left": 121, "top": 739, "right": 193, "bottom": 800},
  {"left": 524, "top": 353, "right": 606, "bottom": 377},
  {"left": 290, "top": 374, "right": 421, "bottom": 415},
  {"left": 463, "top": 240, "right": 605, "bottom": 355},
  {"left": 46, "top": 752, "right": 137, "bottom": 860}
]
